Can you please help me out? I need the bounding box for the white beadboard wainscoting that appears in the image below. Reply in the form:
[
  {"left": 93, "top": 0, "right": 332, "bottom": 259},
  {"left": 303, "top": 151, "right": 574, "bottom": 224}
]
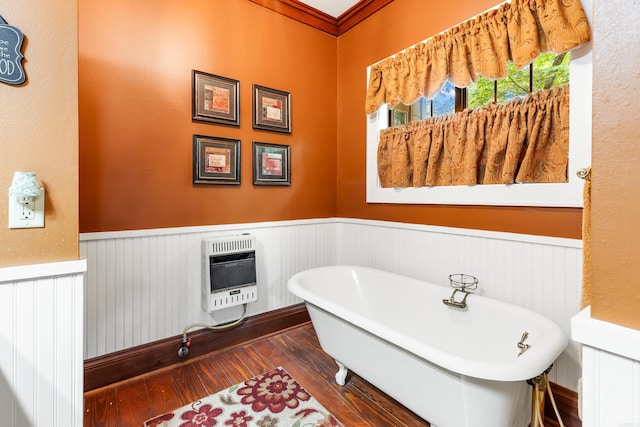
[
  {"left": 573, "top": 307, "right": 640, "bottom": 426},
  {"left": 0, "top": 259, "right": 86, "bottom": 427},
  {"left": 80, "top": 218, "right": 583, "bottom": 391},
  {"left": 80, "top": 219, "right": 337, "bottom": 359},
  {"left": 334, "top": 219, "right": 583, "bottom": 391}
]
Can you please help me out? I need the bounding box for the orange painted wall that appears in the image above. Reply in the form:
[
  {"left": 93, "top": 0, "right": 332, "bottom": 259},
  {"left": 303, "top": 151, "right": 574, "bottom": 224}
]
[
  {"left": 336, "top": 0, "right": 583, "bottom": 239},
  {"left": 78, "top": 0, "right": 337, "bottom": 232},
  {"left": 590, "top": 0, "right": 640, "bottom": 330},
  {"left": 0, "top": 0, "right": 78, "bottom": 268},
  {"left": 80, "top": 0, "right": 583, "bottom": 238}
]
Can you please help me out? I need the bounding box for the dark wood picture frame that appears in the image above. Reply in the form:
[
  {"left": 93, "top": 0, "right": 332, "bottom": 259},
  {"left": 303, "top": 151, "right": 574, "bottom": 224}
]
[
  {"left": 192, "top": 70, "right": 240, "bottom": 126},
  {"left": 252, "top": 84, "right": 291, "bottom": 133},
  {"left": 193, "top": 135, "right": 241, "bottom": 185},
  {"left": 252, "top": 142, "right": 290, "bottom": 186}
]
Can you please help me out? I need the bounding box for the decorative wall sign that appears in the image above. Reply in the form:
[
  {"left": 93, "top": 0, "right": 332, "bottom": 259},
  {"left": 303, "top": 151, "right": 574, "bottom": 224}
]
[{"left": 0, "top": 16, "right": 26, "bottom": 85}]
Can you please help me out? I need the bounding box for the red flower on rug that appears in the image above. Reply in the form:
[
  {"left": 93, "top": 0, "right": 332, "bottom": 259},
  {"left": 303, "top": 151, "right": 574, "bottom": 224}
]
[
  {"left": 236, "top": 367, "right": 311, "bottom": 414},
  {"left": 224, "top": 410, "right": 253, "bottom": 426},
  {"left": 179, "top": 403, "right": 223, "bottom": 427}
]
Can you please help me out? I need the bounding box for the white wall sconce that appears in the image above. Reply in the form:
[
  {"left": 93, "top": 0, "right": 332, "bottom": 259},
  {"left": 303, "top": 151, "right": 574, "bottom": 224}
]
[{"left": 8, "top": 171, "right": 45, "bottom": 229}]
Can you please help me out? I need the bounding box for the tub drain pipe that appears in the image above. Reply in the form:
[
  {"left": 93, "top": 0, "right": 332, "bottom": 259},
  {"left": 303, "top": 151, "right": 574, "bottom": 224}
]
[
  {"left": 177, "top": 303, "right": 248, "bottom": 358},
  {"left": 528, "top": 366, "right": 565, "bottom": 427}
]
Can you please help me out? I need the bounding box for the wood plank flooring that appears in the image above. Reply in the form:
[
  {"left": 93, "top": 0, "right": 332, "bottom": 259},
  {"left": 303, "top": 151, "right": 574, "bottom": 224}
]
[{"left": 83, "top": 322, "right": 430, "bottom": 427}]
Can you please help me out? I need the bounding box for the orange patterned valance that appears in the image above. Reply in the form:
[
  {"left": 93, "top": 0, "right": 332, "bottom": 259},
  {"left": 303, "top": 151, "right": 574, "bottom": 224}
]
[{"left": 365, "top": 0, "right": 590, "bottom": 113}]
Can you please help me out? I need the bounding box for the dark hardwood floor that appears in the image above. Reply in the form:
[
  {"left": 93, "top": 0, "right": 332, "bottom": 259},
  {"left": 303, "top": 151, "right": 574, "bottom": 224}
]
[{"left": 83, "top": 322, "right": 430, "bottom": 426}]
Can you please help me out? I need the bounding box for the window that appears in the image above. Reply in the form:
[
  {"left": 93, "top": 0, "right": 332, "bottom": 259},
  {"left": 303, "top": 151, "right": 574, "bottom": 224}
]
[
  {"left": 368, "top": 48, "right": 591, "bottom": 207},
  {"left": 367, "top": 0, "right": 592, "bottom": 207},
  {"left": 390, "top": 52, "right": 570, "bottom": 124}
]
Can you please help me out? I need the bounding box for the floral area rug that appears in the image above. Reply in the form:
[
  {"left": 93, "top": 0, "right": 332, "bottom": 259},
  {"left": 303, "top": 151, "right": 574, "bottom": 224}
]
[{"left": 144, "top": 366, "right": 344, "bottom": 427}]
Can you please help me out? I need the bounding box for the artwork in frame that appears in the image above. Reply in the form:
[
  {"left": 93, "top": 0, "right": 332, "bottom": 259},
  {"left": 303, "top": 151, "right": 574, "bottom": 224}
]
[
  {"left": 193, "top": 135, "right": 241, "bottom": 185},
  {"left": 252, "top": 142, "right": 290, "bottom": 186},
  {"left": 192, "top": 70, "right": 240, "bottom": 126},
  {"left": 252, "top": 84, "right": 291, "bottom": 133}
]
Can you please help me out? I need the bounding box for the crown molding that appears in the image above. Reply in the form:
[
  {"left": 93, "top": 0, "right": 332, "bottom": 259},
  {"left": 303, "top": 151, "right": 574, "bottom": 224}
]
[{"left": 248, "top": 0, "right": 393, "bottom": 36}]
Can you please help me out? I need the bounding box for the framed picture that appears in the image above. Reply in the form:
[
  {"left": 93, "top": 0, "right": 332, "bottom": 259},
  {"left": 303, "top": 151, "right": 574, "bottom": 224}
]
[
  {"left": 192, "top": 70, "right": 240, "bottom": 126},
  {"left": 193, "top": 135, "right": 241, "bottom": 185},
  {"left": 252, "top": 142, "right": 290, "bottom": 186},
  {"left": 252, "top": 84, "right": 291, "bottom": 133}
]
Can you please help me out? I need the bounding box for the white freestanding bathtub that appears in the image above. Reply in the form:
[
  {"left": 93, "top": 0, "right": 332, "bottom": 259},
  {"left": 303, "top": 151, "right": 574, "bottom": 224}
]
[{"left": 287, "top": 266, "right": 568, "bottom": 427}]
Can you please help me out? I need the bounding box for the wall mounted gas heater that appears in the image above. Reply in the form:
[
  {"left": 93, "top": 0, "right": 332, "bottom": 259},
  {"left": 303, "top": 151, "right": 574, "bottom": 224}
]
[{"left": 201, "top": 234, "right": 257, "bottom": 312}]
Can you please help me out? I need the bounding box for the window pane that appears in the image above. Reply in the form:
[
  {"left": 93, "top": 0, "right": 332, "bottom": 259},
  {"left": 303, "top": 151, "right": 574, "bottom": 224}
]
[
  {"left": 466, "top": 76, "right": 495, "bottom": 109},
  {"left": 532, "top": 52, "right": 570, "bottom": 92},
  {"left": 433, "top": 80, "right": 455, "bottom": 116},
  {"left": 389, "top": 80, "right": 458, "bottom": 123},
  {"left": 389, "top": 98, "right": 428, "bottom": 124},
  {"left": 410, "top": 98, "right": 431, "bottom": 121},
  {"left": 391, "top": 104, "right": 410, "bottom": 125},
  {"left": 497, "top": 61, "right": 530, "bottom": 103}
]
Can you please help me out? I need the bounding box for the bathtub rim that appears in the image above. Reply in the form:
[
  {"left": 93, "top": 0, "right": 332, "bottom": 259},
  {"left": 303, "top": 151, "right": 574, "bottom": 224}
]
[{"left": 287, "top": 265, "right": 569, "bottom": 382}]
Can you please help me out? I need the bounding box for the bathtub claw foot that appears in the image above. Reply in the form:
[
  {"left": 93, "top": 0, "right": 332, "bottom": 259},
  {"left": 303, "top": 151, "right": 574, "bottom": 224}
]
[{"left": 334, "top": 360, "right": 348, "bottom": 386}]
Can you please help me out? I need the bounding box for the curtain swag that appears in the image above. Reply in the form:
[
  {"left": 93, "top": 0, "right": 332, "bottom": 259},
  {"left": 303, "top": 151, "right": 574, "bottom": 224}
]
[
  {"left": 377, "top": 85, "right": 570, "bottom": 188},
  {"left": 365, "top": 0, "right": 590, "bottom": 113}
]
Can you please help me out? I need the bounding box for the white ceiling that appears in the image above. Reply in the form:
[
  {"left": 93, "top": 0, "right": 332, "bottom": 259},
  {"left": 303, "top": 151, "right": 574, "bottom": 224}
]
[{"left": 298, "top": 0, "right": 363, "bottom": 18}]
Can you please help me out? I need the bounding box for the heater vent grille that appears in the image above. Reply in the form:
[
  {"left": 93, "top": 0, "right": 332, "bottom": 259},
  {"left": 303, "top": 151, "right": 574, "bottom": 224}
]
[{"left": 208, "top": 235, "right": 255, "bottom": 256}]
